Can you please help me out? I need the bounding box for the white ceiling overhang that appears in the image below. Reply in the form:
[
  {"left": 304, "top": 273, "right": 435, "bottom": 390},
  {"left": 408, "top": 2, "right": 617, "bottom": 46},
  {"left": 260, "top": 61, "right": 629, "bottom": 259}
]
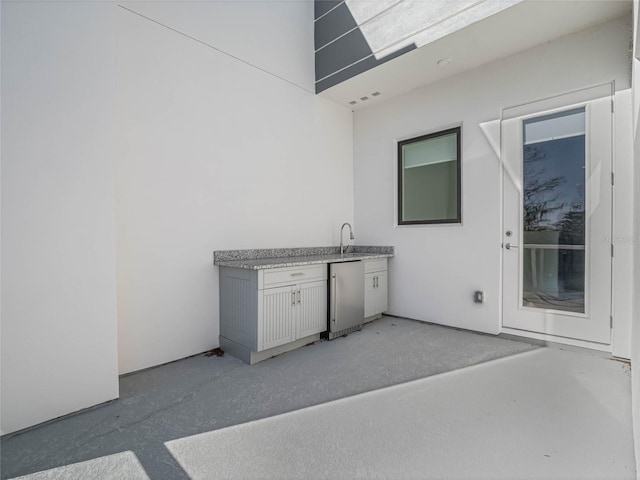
[{"left": 320, "top": 0, "right": 632, "bottom": 110}]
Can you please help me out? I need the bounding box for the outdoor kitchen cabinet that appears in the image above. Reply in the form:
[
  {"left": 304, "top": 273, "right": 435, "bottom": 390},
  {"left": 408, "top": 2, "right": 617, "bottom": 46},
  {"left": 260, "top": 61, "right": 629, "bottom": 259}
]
[
  {"left": 364, "top": 258, "right": 388, "bottom": 321},
  {"left": 219, "top": 264, "right": 327, "bottom": 364}
]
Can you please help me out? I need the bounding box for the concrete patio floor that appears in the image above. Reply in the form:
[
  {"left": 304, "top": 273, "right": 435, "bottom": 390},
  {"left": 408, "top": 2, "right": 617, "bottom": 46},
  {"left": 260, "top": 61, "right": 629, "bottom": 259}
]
[{"left": 1, "top": 316, "right": 634, "bottom": 480}]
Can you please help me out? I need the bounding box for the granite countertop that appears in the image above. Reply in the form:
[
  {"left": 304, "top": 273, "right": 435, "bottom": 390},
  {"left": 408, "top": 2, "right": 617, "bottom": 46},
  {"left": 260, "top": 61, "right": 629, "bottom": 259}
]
[{"left": 213, "top": 246, "right": 394, "bottom": 270}]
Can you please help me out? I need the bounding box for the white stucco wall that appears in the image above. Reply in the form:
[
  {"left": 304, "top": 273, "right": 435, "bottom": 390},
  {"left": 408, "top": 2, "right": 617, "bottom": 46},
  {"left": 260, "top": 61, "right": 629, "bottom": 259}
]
[
  {"left": 353, "top": 17, "right": 632, "bottom": 344},
  {"left": 1, "top": 0, "right": 354, "bottom": 432},
  {"left": 1, "top": 1, "right": 119, "bottom": 434},
  {"left": 116, "top": 3, "right": 354, "bottom": 374}
]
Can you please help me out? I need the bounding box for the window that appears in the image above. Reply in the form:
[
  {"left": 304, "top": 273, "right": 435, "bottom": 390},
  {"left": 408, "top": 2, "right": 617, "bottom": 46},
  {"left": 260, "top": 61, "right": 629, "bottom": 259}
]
[
  {"left": 397, "top": 127, "right": 461, "bottom": 225},
  {"left": 521, "top": 108, "right": 586, "bottom": 313}
]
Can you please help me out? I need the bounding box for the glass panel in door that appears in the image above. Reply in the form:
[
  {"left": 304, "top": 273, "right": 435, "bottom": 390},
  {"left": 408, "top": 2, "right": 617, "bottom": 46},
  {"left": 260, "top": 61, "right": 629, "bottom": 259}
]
[{"left": 521, "top": 108, "right": 586, "bottom": 314}]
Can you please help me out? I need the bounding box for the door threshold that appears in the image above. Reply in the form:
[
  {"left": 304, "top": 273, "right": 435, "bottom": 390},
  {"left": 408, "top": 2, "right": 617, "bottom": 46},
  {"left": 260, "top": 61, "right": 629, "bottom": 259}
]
[{"left": 500, "top": 327, "right": 612, "bottom": 354}]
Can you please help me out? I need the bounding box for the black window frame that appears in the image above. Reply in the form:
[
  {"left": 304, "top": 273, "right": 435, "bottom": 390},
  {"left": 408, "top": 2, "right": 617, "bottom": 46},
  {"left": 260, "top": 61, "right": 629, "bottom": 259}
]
[{"left": 397, "top": 126, "right": 462, "bottom": 225}]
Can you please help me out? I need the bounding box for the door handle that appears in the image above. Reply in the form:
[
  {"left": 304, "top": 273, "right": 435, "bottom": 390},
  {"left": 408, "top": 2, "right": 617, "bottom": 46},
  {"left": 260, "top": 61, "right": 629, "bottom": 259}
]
[
  {"left": 292, "top": 290, "right": 296, "bottom": 306},
  {"left": 332, "top": 273, "right": 337, "bottom": 323},
  {"left": 296, "top": 290, "right": 301, "bottom": 304},
  {"left": 505, "top": 243, "right": 519, "bottom": 250}
]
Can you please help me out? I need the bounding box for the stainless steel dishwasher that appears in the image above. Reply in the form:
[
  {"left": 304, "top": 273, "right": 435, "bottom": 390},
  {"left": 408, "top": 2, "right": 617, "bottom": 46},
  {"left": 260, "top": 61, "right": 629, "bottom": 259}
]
[{"left": 328, "top": 261, "right": 364, "bottom": 339}]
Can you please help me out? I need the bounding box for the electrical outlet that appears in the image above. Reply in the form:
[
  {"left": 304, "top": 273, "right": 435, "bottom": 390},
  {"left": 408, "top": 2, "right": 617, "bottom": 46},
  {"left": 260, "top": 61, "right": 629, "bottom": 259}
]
[{"left": 474, "top": 290, "right": 485, "bottom": 303}]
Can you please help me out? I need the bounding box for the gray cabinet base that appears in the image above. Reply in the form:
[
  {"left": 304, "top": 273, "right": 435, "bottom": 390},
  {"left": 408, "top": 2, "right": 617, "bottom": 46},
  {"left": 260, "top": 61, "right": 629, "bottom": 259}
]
[{"left": 220, "top": 334, "right": 321, "bottom": 365}]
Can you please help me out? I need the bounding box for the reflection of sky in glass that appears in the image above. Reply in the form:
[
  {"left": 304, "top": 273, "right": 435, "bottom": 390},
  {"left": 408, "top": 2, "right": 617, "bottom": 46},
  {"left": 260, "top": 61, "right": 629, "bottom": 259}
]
[
  {"left": 522, "top": 134, "right": 585, "bottom": 245},
  {"left": 524, "top": 110, "right": 585, "bottom": 145}
]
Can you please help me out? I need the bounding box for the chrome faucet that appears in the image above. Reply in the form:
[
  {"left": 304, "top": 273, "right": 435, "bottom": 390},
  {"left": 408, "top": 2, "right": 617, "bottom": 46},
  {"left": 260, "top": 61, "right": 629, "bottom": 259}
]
[{"left": 340, "top": 222, "right": 354, "bottom": 256}]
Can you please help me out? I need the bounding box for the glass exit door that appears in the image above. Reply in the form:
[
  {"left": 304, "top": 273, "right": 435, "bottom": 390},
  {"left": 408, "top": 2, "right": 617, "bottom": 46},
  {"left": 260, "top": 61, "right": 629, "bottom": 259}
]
[{"left": 502, "top": 84, "right": 612, "bottom": 345}]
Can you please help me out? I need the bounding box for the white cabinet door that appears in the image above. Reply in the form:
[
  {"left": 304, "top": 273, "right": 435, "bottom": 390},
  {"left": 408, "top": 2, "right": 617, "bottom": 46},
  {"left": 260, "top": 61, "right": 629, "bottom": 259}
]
[
  {"left": 260, "top": 285, "right": 296, "bottom": 351},
  {"left": 364, "top": 268, "right": 388, "bottom": 318},
  {"left": 298, "top": 280, "right": 327, "bottom": 338},
  {"left": 364, "top": 272, "right": 377, "bottom": 318},
  {"left": 376, "top": 271, "right": 388, "bottom": 313},
  {"left": 260, "top": 279, "right": 328, "bottom": 351}
]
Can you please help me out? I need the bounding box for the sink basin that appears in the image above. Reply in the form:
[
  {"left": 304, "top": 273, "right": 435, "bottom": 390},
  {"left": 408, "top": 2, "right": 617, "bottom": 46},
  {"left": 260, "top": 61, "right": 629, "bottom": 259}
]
[{"left": 329, "top": 253, "right": 365, "bottom": 263}]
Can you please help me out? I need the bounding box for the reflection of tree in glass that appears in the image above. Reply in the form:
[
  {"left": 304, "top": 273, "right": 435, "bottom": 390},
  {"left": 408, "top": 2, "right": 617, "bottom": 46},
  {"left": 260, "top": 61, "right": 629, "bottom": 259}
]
[
  {"left": 523, "top": 146, "right": 566, "bottom": 232},
  {"left": 556, "top": 203, "right": 585, "bottom": 245}
]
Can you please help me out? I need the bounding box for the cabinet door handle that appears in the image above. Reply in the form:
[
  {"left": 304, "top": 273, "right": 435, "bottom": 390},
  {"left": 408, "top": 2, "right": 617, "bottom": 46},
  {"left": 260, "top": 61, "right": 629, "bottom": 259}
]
[
  {"left": 375, "top": 276, "right": 378, "bottom": 288},
  {"left": 332, "top": 273, "right": 337, "bottom": 323},
  {"left": 373, "top": 276, "right": 376, "bottom": 288},
  {"left": 290, "top": 272, "right": 305, "bottom": 277},
  {"left": 296, "top": 290, "right": 301, "bottom": 304},
  {"left": 292, "top": 290, "right": 296, "bottom": 306}
]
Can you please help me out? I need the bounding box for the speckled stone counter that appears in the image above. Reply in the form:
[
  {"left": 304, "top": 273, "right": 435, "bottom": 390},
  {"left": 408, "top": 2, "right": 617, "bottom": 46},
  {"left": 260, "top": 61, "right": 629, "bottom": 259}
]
[{"left": 213, "top": 246, "right": 394, "bottom": 270}]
